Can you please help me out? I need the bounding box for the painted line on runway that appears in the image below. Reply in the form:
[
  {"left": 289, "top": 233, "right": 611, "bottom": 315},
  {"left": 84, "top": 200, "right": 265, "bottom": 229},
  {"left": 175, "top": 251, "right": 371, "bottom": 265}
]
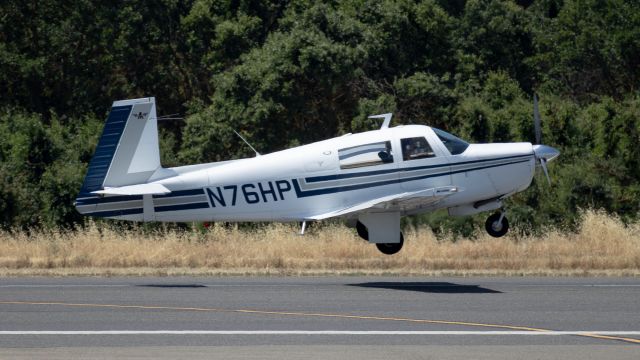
[
  {"left": 1, "top": 301, "right": 639, "bottom": 345},
  {"left": 0, "top": 330, "right": 639, "bottom": 336}
]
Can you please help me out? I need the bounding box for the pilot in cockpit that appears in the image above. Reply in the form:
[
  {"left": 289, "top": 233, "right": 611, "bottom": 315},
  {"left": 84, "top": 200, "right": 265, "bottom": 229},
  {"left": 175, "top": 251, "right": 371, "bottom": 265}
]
[{"left": 402, "top": 137, "right": 434, "bottom": 160}]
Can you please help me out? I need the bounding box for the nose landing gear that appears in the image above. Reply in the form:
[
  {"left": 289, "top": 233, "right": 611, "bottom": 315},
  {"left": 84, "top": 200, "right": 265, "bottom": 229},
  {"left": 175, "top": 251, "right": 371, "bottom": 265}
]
[{"left": 485, "top": 212, "right": 509, "bottom": 237}]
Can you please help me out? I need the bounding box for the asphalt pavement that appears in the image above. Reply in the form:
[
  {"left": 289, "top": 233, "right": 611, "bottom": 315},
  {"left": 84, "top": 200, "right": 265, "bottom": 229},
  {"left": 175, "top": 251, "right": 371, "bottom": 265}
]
[{"left": 0, "top": 276, "right": 638, "bottom": 359}]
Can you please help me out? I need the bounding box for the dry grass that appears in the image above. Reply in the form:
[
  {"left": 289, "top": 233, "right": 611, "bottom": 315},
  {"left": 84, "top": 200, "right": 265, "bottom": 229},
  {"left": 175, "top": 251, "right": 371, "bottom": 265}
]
[{"left": 0, "top": 210, "right": 639, "bottom": 276}]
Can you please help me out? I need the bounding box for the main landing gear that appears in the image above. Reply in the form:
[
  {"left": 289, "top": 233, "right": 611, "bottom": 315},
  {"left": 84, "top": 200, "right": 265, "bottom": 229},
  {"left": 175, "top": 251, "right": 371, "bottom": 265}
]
[
  {"left": 485, "top": 212, "right": 509, "bottom": 237},
  {"left": 375, "top": 233, "right": 404, "bottom": 255},
  {"left": 356, "top": 221, "right": 404, "bottom": 255}
]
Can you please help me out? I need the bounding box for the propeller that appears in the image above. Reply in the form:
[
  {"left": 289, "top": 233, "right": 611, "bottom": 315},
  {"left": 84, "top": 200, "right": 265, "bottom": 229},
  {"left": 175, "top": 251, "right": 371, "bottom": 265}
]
[
  {"left": 534, "top": 94, "right": 541, "bottom": 144},
  {"left": 532, "top": 94, "right": 559, "bottom": 185}
]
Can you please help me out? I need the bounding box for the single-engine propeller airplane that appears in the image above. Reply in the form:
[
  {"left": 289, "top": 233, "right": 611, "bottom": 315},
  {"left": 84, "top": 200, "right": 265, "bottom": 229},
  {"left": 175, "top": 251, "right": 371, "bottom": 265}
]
[{"left": 76, "top": 96, "right": 559, "bottom": 255}]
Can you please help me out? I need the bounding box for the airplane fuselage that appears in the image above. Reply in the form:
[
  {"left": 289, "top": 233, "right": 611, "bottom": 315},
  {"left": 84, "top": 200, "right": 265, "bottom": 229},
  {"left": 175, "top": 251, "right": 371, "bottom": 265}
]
[{"left": 77, "top": 125, "right": 535, "bottom": 222}]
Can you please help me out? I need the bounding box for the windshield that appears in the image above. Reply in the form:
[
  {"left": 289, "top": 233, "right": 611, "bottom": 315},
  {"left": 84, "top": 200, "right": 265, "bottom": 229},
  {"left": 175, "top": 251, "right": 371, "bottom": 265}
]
[{"left": 432, "top": 128, "right": 469, "bottom": 155}]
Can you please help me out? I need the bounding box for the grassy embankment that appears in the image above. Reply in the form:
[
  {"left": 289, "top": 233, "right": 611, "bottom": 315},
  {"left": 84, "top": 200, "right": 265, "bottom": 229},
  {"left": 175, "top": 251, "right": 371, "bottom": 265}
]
[{"left": 0, "top": 210, "right": 638, "bottom": 276}]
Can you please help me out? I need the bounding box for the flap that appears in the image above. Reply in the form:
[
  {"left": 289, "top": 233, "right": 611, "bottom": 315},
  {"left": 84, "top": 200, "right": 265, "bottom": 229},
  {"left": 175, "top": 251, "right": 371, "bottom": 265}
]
[
  {"left": 92, "top": 183, "right": 171, "bottom": 196},
  {"left": 307, "top": 186, "right": 461, "bottom": 220}
]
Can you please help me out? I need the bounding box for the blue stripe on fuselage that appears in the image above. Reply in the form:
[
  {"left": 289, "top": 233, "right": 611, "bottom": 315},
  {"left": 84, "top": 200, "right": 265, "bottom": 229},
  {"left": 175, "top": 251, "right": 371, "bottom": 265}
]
[
  {"left": 79, "top": 190, "right": 210, "bottom": 217},
  {"left": 154, "top": 202, "right": 210, "bottom": 212},
  {"left": 294, "top": 157, "right": 532, "bottom": 197}
]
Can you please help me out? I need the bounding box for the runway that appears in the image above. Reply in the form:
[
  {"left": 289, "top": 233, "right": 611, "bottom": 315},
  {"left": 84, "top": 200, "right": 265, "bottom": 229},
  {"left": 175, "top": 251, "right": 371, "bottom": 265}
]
[{"left": 0, "top": 276, "right": 639, "bottom": 359}]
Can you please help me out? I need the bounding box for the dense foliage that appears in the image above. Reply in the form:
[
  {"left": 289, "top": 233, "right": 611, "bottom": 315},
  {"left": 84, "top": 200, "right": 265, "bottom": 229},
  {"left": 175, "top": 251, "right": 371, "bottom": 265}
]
[{"left": 1, "top": 0, "right": 639, "bottom": 235}]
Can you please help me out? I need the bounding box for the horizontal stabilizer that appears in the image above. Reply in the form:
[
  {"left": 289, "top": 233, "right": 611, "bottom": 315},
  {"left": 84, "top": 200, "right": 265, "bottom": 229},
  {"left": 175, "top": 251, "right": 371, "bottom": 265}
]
[{"left": 91, "top": 183, "right": 170, "bottom": 196}]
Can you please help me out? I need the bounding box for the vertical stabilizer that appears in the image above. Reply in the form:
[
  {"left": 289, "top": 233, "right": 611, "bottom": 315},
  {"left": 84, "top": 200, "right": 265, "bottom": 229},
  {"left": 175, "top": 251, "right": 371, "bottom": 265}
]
[{"left": 78, "top": 97, "right": 161, "bottom": 197}]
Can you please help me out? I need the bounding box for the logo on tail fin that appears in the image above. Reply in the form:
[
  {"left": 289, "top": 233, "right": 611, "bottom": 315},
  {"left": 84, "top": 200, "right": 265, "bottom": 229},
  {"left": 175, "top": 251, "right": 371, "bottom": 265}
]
[{"left": 133, "top": 112, "right": 148, "bottom": 120}]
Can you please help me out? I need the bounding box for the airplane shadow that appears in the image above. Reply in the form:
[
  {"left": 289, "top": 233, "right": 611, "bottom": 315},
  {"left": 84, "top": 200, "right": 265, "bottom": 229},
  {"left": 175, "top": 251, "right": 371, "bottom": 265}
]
[
  {"left": 137, "top": 284, "right": 207, "bottom": 289},
  {"left": 348, "top": 282, "right": 501, "bottom": 294}
]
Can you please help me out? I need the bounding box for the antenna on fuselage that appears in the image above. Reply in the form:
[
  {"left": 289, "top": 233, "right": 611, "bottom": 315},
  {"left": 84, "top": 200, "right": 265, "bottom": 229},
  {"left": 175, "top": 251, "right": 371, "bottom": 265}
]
[
  {"left": 233, "top": 130, "right": 261, "bottom": 157},
  {"left": 368, "top": 113, "right": 393, "bottom": 129},
  {"left": 154, "top": 113, "right": 185, "bottom": 121}
]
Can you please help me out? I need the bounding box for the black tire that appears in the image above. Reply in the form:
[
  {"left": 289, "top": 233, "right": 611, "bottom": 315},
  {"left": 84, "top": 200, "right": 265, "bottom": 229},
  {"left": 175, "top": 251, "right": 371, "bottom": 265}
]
[
  {"left": 375, "top": 232, "right": 404, "bottom": 255},
  {"left": 356, "top": 221, "right": 369, "bottom": 241},
  {"left": 485, "top": 213, "right": 509, "bottom": 237}
]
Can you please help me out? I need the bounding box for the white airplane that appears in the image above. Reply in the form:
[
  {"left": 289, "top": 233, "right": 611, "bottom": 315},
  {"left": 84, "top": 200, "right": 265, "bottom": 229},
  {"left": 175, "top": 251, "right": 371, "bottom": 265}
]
[{"left": 76, "top": 97, "right": 559, "bottom": 255}]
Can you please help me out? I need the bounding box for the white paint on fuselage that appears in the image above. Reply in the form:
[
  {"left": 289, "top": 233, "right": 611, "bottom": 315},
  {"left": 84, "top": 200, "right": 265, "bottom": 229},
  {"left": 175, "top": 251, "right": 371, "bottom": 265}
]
[
  {"left": 443, "top": 143, "right": 535, "bottom": 209},
  {"left": 112, "top": 125, "right": 536, "bottom": 222}
]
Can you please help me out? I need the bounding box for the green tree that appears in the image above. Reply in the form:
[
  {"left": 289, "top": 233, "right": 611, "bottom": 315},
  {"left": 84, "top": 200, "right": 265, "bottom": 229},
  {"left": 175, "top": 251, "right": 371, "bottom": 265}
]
[{"left": 531, "top": 0, "right": 640, "bottom": 100}]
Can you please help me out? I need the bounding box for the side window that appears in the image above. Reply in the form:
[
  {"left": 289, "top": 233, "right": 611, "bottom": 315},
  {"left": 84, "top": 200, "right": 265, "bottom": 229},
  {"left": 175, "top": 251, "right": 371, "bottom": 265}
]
[
  {"left": 401, "top": 137, "right": 435, "bottom": 161},
  {"left": 339, "top": 141, "right": 394, "bottom": 169}
]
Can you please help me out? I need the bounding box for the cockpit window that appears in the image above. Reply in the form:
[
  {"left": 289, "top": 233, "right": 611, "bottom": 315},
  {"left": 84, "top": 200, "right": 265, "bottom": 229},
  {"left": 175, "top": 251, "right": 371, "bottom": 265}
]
[
  {"left": 432, "top": 128, "right": 469, "bottom": 155},
  {"left": 401, "top": 137, "right": 435, "bottom": 161},
  {"left": 339, "top": 141, "right": 394, "bottom": 169}
]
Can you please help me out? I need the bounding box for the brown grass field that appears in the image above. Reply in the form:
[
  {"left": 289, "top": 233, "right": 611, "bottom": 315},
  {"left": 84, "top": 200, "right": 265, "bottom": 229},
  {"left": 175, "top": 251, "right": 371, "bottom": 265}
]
[{"left": 0, "top": 210, "right": 639, "bottom": 276}]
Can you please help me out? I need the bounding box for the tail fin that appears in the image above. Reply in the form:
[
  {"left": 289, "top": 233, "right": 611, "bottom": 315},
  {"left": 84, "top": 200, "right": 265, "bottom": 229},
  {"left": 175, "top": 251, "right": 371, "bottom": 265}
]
[{"left": 78, "top": 97, "right": 161, "bottom": 197}]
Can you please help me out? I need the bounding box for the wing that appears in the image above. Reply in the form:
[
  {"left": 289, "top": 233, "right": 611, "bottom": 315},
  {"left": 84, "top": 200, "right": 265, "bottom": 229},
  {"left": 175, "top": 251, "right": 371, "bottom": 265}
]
[
  {"left": 307, "top": 186, "right": 461, "bottom": 220},
  {"left": 91, "top": 183, "right": 171, "bottom": 196}
]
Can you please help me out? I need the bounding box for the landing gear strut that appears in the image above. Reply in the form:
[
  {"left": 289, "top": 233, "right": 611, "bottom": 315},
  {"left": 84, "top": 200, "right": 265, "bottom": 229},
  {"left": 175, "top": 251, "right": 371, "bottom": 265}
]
[
  {"left": 356, "top": 221, "right": 404, "bottom": 255},
  {"left": 485, "top": 212, "right": 509, "bottom": 237}
]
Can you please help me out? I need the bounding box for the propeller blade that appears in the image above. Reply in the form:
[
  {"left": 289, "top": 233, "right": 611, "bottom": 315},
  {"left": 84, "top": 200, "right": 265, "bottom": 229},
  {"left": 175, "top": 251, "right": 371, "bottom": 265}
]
[
  {"left": 540, "top": 158, "right": 551, "bottom": 185},
  {"left": 533, "top": 93, "right": 541, "bottom": 144}
]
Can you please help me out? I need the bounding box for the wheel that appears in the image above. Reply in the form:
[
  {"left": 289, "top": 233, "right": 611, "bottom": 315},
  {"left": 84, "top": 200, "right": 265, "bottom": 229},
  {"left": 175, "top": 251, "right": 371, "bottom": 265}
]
[
  {"left": 356, "top": 221, "right": 369, "bottom": 241},
  {"left": 485, "top": 213, "right": 509, "bottom": 237},
  {"left": 375, "top": 232, "right": 404, "bottom": 255}
]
